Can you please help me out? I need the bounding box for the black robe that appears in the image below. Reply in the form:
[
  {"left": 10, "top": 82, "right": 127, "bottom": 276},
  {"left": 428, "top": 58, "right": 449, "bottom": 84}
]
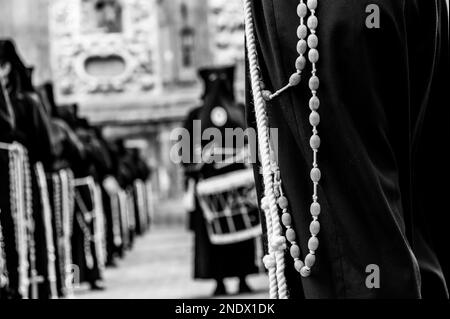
[
  {"left": 14, "top": 91, "right": 55, "bottom": 299},
  {"left": 70, "top": 123, "right": 111, "bottom": 285},
  {"left": 36, "top": 82, "right": 88, "bottom": 296},
  {"left": 1, "top": 39, "right": 56, "bottom": 299},
  {"left": 183, "top": 66, "right": 259, "bottom": 280},
  {"left": 129, "top": 149, "right": 151, "bottom": 236},
  {"left": 0, "top": 68, "right": 19, "bottom": 299},
  {"left": 246, "top": 0, "right": 449, "bottom": 298}
]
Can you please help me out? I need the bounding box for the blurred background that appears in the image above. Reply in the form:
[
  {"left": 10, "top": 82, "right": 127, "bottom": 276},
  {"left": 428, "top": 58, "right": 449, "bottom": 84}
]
[
  {"left": 0, "top": 0, "right": 267, "bottom": 299},
  {"left": 0, "top": 0, "right": 245, "bottom": 212}
]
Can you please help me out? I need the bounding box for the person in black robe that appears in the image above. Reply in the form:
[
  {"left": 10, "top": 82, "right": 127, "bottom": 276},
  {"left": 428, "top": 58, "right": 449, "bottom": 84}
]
[
  {"left": 37, "top": 82, "right": 86, "bottom": 297},
  {"left": 96, "top": 138, "right": 123, "bottom": 266},
  {"left": 182, "top": 66, "right": 259, "bottom": 296},
  {"left": 114, "top": 139, "right": 140, "bottom": 250},
  {"left": 0, "top": 39, "right": 55, "bottom": 299},
  {"left": 129, "top": 148, "right": 151, "bottom": 236},
  {"left": 58, "top": 106, "right": 108, "bottom": 291},
  {"left": 246, "top": 0, "right": 449, "bottom": 298},
  {"left": 0, "top": 53, "right": 19, "bottom": 299}
]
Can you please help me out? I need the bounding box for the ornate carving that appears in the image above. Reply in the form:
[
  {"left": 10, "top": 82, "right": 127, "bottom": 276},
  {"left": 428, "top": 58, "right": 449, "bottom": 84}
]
[
  {"left": 208, "top": 0, "right": 245, "bottom": 65},
  {"left": 49, "top": 0, "right": 161, "bottom": 102}
]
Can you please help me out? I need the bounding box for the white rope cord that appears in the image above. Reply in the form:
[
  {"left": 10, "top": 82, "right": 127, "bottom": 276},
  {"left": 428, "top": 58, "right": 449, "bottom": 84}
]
[
  {"left": 22, "top": 146, "right": 39, "bottom": 298},
  {"left": 0, "top": 206, "right": 9, "bottom": 289},
  {"left": 59, "top": 169, "right": 75, "bottom": 297},
  {"left": 243, "top": 0, "right": 288, "bottom": 299},
  {"left": 0, "top": 205, "right": 9, "bottom": 289},
  {"left": 52, "top": 173, "right": 66, "bottom": 294}
]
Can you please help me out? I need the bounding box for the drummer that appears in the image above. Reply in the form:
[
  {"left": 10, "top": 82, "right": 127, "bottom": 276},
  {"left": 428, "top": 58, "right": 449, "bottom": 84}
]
[{"left": 182, "top": 66, "right": 259, "bottom": 296}]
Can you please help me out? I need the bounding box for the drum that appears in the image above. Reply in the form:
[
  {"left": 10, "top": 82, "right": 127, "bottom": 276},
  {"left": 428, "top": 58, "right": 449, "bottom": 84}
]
[{"left": 196, "top": 169, "right": 261, "bottom": 245}]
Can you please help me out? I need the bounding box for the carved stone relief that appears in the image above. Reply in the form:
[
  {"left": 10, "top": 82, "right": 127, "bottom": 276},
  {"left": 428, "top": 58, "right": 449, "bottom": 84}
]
[{"left": 49, "top": 0, "right": 161, "bottom": 103}]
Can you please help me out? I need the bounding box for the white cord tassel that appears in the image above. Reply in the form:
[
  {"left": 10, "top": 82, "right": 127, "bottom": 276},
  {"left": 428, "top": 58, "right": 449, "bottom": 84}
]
[{"left": 243, "top": 0, "right": 288, "bottom": 299}]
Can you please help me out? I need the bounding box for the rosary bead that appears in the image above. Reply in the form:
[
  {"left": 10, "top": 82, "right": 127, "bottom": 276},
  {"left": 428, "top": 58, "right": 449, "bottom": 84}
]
[
  {"left": 309, "top": 96, "right": 320, "bottom": 110},
  {"left": 310, "top": 168, "right": 321, "bottom": 183},
  {"left": 308, "top": 49, "right": 319, "bottom": 63},
  {"left": 278, "top": 196, "right": 289, "bottom": 209},
  {"left": 307, "top": 0, "right": 318, "bottom": 10},
  {"left": 281, "top": 213, "right": 292, "bottom": 227},
  {"left": 307, "top": 34, "right": 318, "bottom": 48},
  {"left": 310, "top": 134, "right": 321, "bottom": 149},
  {"left": 286, "top": 228, "right": 296, "bottom": 242},
  {"left": 309, "top": 75, "right": 320, "bottom": 91},
  {"left": 310, "top": 202, "right": 321, "bottom": 216},
  {"left": 296, "top": 40, "right": 307, "bottom": 55},
  {"left": 295, "top": 55, "right": 306, "bottom": 71},
  {"left": 289, "top": 73, "right": 301, "bottom": 86},
  {"left": 310, "top": 220, "right": 320, "bottom": 236},
  {"left": 297, "top": 2, "right": 308, "bottom": 18},
  {"left": 297, "top": 25, "right": 308, "bottom": 40},
  {"left": 294, "top": 260, "right": 305, "bottom": 273},
  {"left": 309, "top": 111, "right": 320, "bottom": 126},
  {"left": 290, "top": 244, "right": 301, "bottom": 259},
  {"left": 300, "top": 266, "right": 311, "bottom": 278},
  {"left": 305, "top": 253, "right": 316, "bottom": 268},
  {"left": 308, "top": 236, "right": 319, "bottom": 251},
  {"left": 307, "top": 15, "right": 318, "bottom": 30},
  {"left": 262, "top": 90, "right": 272, "bottom": 101}
]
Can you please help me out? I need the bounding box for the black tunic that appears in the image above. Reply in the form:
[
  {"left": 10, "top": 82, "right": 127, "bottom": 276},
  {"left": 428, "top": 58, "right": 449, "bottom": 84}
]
[{"left": 246, "top": 0, "right": 449, "bottom": 298}]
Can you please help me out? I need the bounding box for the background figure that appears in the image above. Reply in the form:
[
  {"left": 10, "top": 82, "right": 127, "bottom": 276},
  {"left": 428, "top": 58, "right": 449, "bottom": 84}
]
[
  {"left": 182, "top": 66, "right": 258, "bottom": 296},
  {"left": 0, "top": 39, "right": 55, "bottom": 299}
]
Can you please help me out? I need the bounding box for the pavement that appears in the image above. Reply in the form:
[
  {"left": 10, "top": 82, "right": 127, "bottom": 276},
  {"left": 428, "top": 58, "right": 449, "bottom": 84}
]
[{"left": 74, "top": 226, "right": 269, "bottom": 299}]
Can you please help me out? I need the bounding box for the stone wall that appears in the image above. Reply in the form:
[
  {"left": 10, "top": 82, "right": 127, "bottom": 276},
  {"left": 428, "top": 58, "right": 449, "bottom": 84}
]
[{"left": 0, "top": 0, "right": 52, "bottom": 84}]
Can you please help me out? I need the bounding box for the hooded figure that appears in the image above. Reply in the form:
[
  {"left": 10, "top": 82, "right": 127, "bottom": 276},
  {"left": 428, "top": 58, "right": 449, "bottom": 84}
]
[
  {"left": 60, "top": 109, "right": 111, "bottom": 291},
  {"left": 129, "top": 148, "right": 151, "bottom": 236},
  {"left": 182, "top": 66, "right": 259, "bottom": 296},
  {"left": 0, "top": 58, "right": 19, "bottom": 299},
  {"left": 0, "top": 39, "right": 55, "bottom": 299},
  {"left": 246, "top": 0, "right": 449, "bottom": 298},
  {"left": 37, "top": 82, "right": 87, "bottom": 297}
]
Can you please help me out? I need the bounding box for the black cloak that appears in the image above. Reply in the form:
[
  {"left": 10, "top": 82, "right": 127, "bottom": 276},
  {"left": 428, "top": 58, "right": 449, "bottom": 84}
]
[
  {"left": 0, "top": 39, "right": 55, "bottom": 299},
  {"left": 246, "top": 0, "right": 449, "bottom": 298}
]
